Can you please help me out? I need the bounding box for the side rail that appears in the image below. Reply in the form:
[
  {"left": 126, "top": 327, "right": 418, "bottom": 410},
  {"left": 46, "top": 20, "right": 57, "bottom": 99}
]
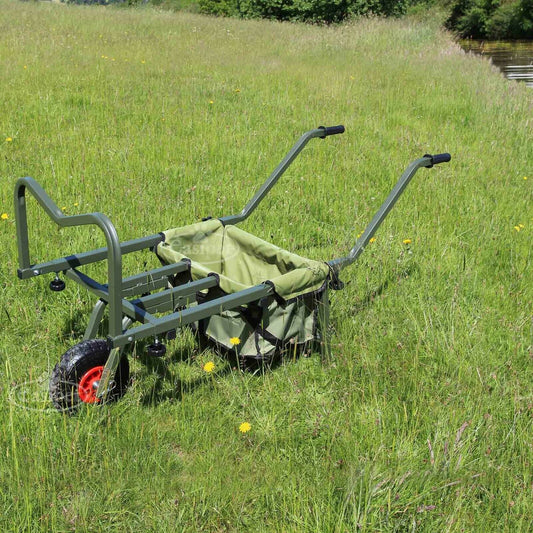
[
  {"left": 219, "top": 125, "right": 345, "bottom": 226},
  {"left": 328, "top": 153, "right": 451, "bottom": 279},
  {"left": 14, "top": 177, "right": 160, "bottom": 338}
]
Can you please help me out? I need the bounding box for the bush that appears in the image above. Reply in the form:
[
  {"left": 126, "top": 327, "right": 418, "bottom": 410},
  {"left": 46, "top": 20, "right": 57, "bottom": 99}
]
[
  {"left": 456, "top": 3, "right": 489, "bottom": 37},
  {"left": 485, "top": 1, "right": 520, "bottom": 38},
  {"left": 446, "top": 0, "right": 533, "bottom": 38},
  {"left": 198, "top": 0, "right": 238, "bottom": 16},
  {"left": 516, "top": 0, "right": 533, "bottom": 36},
  {"left": 198, "top": 0, "right": 419, "bottom": 23}
]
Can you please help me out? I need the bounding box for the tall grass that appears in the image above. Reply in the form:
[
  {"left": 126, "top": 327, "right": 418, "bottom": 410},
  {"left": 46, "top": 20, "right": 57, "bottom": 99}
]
[{"left": 1, "top": 1, "right": 531, "bottom": 530}]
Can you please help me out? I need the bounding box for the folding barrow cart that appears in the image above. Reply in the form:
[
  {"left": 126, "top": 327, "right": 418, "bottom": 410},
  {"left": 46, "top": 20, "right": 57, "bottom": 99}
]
[{"left": 14, "top": 125, "right": 451, "bottom": 412}]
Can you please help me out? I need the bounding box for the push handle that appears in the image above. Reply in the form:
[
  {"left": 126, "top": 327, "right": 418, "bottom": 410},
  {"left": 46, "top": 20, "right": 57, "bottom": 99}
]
[
  {"left": 423, "top": 153, "right": 451, "bottom": 167},
  {"left": 220, "top": 125, "right": 344, "bottom": 226},
  {"left": 319, "top": 125, "right": 345, "bottom": 138},
  {"left": 329, "top": 152, "right": 452, "bottom": 278}
]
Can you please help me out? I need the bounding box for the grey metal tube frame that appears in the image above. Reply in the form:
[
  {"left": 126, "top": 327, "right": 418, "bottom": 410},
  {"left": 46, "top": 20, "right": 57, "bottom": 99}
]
[
  {"left": 14, "top": 126, "right": 345, "bottom": 346},
  {"left": 14, "top": 126, "right": 450, "bottom": 400}
]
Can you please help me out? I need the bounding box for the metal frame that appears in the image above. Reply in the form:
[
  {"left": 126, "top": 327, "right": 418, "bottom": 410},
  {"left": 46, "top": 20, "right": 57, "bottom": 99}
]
[{"left": 14, "top": 126, "right": 450, "bottom": 399}]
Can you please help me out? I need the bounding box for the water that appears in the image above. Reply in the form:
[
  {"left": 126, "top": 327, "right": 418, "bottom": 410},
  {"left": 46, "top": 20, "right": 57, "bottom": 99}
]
[{"left": 461, "top": 40, "right": 533, "bottom": 88}]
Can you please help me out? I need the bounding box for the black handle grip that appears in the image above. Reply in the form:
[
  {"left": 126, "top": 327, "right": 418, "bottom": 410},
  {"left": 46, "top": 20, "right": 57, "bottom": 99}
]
[
  {"left": 423, "top": 153, "right": 451, "bottom": 167},
  {"left": 318, "top": 125, "right": 345, "bottom": 138}
]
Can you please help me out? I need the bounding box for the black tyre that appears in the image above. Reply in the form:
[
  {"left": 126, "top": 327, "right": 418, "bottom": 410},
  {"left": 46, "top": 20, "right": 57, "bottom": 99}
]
[{"left": 49, "top": 339, "right": 129, "bottom": 413}]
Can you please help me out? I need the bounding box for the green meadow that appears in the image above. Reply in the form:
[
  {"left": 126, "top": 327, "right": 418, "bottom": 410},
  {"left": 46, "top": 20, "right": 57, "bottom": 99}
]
[{"left": 0, "top": 1, "right": 531, "bottom": 530}]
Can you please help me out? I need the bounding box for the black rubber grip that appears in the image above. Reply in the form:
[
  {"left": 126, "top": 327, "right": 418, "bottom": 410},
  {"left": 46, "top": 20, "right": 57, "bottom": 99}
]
[
  {"left": 432, "top": 153, "right": 451, "bottom": 165},
  {"left": 319, "top": 125, "right": 345, "bottom": 138},
  {"left": 423, "top": 153, "right": 451, "bottom": 167}
]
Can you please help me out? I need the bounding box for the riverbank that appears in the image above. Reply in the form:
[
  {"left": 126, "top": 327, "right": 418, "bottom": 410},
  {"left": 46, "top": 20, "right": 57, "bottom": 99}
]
[{"left": 1, "top": 1, "right": 531, "bottom": 531}]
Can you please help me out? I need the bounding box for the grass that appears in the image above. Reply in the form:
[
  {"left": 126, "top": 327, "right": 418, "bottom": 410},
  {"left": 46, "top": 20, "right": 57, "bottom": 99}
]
[{"left": 1, "top": 0, "right": 532, "bottom": 531}]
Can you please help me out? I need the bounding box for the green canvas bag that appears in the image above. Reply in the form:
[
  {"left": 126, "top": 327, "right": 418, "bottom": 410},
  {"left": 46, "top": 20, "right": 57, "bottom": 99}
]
[{"left": 157, "top": 219, "right": 331, "bottom": 364}]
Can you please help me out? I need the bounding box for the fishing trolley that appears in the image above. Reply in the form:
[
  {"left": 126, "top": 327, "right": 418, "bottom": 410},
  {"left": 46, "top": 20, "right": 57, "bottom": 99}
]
[{"left": 14, "top": 125, "right": 451, "bottom": 412}]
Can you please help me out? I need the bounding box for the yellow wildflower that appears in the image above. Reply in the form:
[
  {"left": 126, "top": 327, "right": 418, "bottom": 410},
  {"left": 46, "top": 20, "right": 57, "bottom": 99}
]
[
  {"left": 239, "top": 422, "right": 251, "bottom": 433},
  {"left": 1, "top": 213, "right": 9, "bottom": 220},
  {"left": 203, "top": 361, "right": 215, "bottom": 373},
  {"left": 230, "top": 337, "right": 240, "bottom": 346},
  {"left": 234, "top": 88, "right": 241, "bottom": 93},
  {"left": 369, "top": 237, "right": 376, "bottom": 243},
  {"left": 514, "top": 226, "right": 521, "bottom": 232},
  {"left": 5, "top": 137, "right": 12, "bottom": 142},
  {"left": 209, "top": 100, "right": 214, "bottom": 105},
  {"left": 524, "top": 176, "right": 528, "bottom": 180},
  {"left": 403, "top": 238, "right": 412, "bottom": 245}
]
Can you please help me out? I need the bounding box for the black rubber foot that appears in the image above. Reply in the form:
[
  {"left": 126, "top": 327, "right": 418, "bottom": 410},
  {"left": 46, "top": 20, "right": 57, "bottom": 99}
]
[
  {"left": 147, "top": 342, "right": 167, "bottom": 357},
  {"left": 50, "top": 278, "right": 66, "bottom": 292}
]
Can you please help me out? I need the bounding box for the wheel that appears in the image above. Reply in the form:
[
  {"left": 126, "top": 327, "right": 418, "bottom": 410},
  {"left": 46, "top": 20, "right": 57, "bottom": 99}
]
[{"left": 49, "top": 339, "right": 129, "bottom": 413}]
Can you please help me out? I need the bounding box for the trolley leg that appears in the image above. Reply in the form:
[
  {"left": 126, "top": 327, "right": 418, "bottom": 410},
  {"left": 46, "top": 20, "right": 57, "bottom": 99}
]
[
  {"left": 96, "top": 347, "right": 122, "bottom": 401},
  {"left": 83, "top": 299, "right": 107, "bottom": 340},
  {"left": 317, "top": 295, "right": 331, "bottom": 360},
  {"left": 122, "top": 316, "right": 133, "bottom": 333}
]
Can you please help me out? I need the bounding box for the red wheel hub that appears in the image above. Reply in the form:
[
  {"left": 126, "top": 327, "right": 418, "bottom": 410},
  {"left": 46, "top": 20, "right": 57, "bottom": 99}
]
[{"left": 78, "top": 366, "right": 104, "bottom": 403}]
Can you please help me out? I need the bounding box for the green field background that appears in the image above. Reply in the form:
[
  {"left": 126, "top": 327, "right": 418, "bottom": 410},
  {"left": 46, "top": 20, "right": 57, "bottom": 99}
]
[{"left": 0, "top": 1, "right": 531, "bottom": 531}]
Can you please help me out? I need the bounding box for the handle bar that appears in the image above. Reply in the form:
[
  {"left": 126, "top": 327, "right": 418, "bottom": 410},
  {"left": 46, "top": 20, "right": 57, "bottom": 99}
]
[
  {"left": 328, "top": 152, "right": 451, "bottom": 280},
  {"left": 219, "top": 125, "right": 344, "bottom": 226}
]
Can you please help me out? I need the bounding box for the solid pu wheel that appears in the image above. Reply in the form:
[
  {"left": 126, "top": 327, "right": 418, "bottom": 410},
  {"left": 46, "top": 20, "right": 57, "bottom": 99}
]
[{"left": 49, "top": 339, "right": 129, "bottom": 413}]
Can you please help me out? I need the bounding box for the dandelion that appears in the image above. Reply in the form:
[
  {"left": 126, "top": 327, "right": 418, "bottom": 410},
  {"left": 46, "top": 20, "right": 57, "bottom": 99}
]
[
  {"left": 369, "top": 237, "right": 376, "bottom": 243},
  {"left": 141, "top": 60, "right": 146, "bottom": 64},
  {"left": 1, "top": 213, "right": 9, "bottom": 220},
  {"left": 524, "top": 176, "right": 528, "bottom": 180},
  {"left": 74, "top": 202, "right": 79, "bottom": 207},
  {"left": 209, "top": 100, "right": 214, "bottom": 105},
  {"left": 5, "top": 137, "right": 12, "bottom": 142},
  {"left": 23, "top": 65, "right": 27, "bottom": 69},
  {"left": 403, "top": 238, "right": 412, "bottom": 245},
  {"left": 239, "top": 422, "right": 251, "bottom": 433},
  {"left": 234, "top": 88, "right": 241, "bottom": 93},
  {"left": 203, "top": 361, "right": 215, "bottom": 373},
  {"left": 514, "top": 226, "right": 521, "bottom": 232},
  {"left": 230, "top": 337, "right": 241, "bottom": 346}
]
